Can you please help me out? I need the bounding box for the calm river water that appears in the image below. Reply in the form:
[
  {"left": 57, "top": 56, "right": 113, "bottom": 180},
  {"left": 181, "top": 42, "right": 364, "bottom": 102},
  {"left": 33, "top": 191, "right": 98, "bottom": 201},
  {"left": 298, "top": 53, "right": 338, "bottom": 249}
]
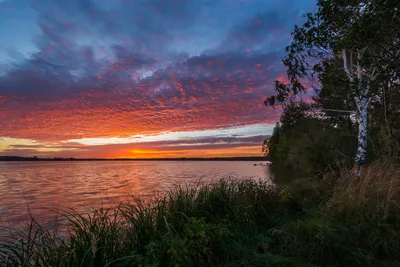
[{"left": 0, "top": 161, "right": 273, "bottom": 226}]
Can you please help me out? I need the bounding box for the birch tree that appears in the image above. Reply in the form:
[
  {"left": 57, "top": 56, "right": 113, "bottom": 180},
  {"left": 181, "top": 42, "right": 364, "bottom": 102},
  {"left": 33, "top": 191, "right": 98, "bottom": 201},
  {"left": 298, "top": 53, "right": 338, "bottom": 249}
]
[
  {"left": 265, "top": 0, "right": 400, "bottom": 175},
  {"left": 342, "top": 48, "right": 374, "bottom": 175}
]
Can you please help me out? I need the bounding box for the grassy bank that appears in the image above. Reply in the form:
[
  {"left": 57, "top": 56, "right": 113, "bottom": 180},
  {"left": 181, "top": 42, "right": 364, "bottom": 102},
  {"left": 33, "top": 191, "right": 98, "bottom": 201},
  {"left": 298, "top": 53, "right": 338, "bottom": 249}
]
[{"left": 1, "top": 163, "right": 400, "bottom": 267}]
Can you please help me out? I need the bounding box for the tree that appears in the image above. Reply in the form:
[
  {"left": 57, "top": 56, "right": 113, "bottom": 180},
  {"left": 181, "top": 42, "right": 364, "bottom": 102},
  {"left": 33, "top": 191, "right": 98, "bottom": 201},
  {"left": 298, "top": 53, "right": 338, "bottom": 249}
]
[
  {"left": 265, "top": 0, "right": 400, "bottom": 175},
  {"left": 262, "top": 137, "right": 269, "bottom": 157}
]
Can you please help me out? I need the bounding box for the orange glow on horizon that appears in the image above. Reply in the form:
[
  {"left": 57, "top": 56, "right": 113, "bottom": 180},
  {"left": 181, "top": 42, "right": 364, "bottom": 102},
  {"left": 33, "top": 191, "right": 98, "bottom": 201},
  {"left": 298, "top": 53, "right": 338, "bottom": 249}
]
[
  {"left": 115, "top": 146, "right": 262, "bottom": 159},
  {"left": 0, "top": 124, "right": 272, "bottom": 159}
]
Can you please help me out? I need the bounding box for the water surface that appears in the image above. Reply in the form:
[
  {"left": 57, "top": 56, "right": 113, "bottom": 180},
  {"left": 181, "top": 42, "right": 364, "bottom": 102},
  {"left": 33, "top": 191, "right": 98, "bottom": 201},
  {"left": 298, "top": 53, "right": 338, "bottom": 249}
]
[{"left": 0, "top": 161, "right": 272, "bottom": 226}]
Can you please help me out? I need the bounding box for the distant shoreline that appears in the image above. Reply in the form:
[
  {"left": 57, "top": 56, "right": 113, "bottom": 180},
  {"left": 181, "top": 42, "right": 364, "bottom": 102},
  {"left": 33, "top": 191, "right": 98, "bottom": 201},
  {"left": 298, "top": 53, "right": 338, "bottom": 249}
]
[{"left": 0, "top": 156, "right": 267, "bottom": 162}]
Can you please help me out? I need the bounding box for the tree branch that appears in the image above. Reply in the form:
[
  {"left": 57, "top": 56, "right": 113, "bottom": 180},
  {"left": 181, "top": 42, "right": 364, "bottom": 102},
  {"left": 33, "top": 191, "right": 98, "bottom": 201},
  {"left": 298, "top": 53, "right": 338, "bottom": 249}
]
[
  {"left": 357, "top": 51, "right": 362, "bottom": 83},
  {"left": 350, "top": 50, "right": 354, "bottom": 79},
  {"left": 343, "top": 48, "right": 354, "bottom": 82},
  {"left": 355, "top": 96, "right": 361, "bottom": 113}
]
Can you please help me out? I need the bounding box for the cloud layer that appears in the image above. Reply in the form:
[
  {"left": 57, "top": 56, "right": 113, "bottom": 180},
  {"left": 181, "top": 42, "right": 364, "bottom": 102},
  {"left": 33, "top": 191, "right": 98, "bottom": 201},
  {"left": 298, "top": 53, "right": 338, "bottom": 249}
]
[{"left": 0, "top": 0, "right": 315, "bottom": 157}]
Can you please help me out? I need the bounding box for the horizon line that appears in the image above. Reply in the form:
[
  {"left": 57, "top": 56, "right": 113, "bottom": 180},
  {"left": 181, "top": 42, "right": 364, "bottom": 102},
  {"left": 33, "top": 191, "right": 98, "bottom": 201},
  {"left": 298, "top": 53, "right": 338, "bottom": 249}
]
[{"left": 0, "top": 155, "right": 267, "bottom": 161}]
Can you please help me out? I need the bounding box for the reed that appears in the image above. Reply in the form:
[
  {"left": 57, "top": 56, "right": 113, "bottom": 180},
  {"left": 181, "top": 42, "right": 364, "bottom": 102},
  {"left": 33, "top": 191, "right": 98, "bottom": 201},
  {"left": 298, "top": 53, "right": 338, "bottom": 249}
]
[{"left": 1, "top": 165, "right": 399, "bottom": 266}]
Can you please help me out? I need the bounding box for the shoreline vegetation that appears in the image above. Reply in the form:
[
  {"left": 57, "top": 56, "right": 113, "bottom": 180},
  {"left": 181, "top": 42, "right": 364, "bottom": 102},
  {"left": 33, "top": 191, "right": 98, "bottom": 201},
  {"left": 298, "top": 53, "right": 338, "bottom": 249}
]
[{"left": 1, "top": 163, "right": 400, "bottom": 266}]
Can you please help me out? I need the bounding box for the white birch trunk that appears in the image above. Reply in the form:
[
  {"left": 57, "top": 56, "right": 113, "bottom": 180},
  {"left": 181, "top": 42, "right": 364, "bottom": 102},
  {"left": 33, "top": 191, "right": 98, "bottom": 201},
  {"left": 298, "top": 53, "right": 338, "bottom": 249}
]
[
  {"left": 355, "top": 96, "right": 368, "bottom": 175},
  {"left": 343, "top": 48, "right": 370, "bottom": 176}
]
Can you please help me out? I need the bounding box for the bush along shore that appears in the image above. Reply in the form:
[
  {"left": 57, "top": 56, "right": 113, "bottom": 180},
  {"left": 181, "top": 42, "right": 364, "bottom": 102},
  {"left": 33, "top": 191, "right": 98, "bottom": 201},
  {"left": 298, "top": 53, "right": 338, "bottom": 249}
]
[{"left": 1, "top": 163, "right": 400, "bottom": 267}]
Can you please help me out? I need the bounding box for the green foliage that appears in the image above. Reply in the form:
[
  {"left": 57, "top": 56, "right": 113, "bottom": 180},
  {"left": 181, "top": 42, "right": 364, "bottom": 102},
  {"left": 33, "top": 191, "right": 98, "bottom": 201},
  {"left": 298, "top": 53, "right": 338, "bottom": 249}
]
[
  {"left": 267, "top": 0, "right": 400, "bottom": 105},
  {"left": 265, "top": 0, "right": 400, "bottom": 167},
  {"left": 0, "top": 179, "right": 298, "bottom": 267},
  {"left": 271, "top": 163, "right": 400, "bottom": 267},
  {"left": 2, "top": 165, "right": 400, "bottom": 267},
  {"left": 266, "top": 103, "right": 358, "bottom": 175}
]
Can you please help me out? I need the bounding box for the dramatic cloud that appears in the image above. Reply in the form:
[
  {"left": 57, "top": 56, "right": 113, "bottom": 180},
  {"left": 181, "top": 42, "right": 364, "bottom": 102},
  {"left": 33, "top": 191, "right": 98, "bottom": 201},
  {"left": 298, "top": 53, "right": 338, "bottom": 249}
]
[{"left": 0, "top": 0, "right": 315, "bottom": 158}]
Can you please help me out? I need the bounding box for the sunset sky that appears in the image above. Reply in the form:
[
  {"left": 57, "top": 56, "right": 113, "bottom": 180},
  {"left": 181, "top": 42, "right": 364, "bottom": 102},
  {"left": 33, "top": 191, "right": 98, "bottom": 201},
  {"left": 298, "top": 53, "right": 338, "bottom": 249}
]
[{"left": 0, "top": 0, "right": 315, "bottom": 158}]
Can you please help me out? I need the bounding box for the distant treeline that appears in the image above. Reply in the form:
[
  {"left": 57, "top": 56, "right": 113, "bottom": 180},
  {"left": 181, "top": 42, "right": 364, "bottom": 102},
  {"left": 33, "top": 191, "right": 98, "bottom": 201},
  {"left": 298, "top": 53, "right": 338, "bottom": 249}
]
[
  {"left": 0, "top": 156, "right": 267, "bottom": 162},
  {"left": 0, "top": 156, "right": 75, "bottom": 161}
]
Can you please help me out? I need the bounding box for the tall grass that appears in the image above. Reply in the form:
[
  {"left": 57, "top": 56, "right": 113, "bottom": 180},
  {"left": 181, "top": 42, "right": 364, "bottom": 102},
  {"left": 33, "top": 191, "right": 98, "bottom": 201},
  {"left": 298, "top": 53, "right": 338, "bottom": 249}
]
[
  {"left": 327, "top": 163, "right": 400, "bottom": 263},
  {"left": 271, "top": 163, "right": 400, "bottom": 267},
  {"left": 1, "top": 164, "right": 400, "bottom": 267},
  {"left": 1, "top": 179, "right": 294, "bottom": 267}
]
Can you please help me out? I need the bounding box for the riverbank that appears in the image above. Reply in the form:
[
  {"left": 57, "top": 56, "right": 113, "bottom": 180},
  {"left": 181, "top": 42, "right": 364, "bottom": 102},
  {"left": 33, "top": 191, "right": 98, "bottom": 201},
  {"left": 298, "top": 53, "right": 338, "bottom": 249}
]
[{"left": 1, "top": 163, "right": 399, "bottom": 267}]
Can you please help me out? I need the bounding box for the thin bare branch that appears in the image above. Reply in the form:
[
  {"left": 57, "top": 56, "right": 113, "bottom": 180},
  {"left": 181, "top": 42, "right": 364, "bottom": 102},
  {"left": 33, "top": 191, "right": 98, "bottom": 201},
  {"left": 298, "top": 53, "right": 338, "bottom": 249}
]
[{"left": 343, "top": 48, "right": 354, "bottom": 82}]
